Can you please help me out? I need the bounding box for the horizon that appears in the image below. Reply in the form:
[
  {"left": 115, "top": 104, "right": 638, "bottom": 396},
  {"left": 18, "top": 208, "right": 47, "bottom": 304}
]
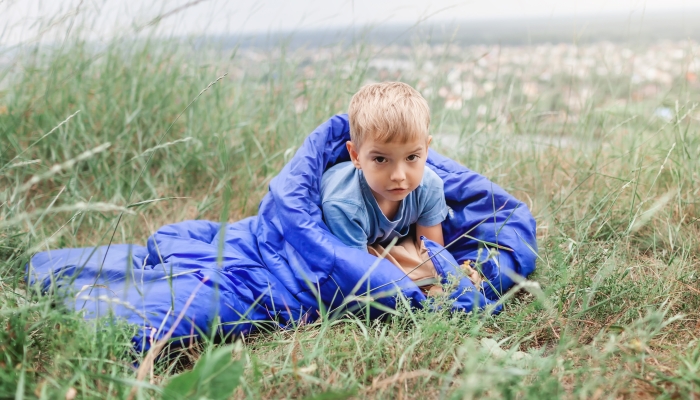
[{"left": 2, "top": 0, "right": 700, "bottom": 47}]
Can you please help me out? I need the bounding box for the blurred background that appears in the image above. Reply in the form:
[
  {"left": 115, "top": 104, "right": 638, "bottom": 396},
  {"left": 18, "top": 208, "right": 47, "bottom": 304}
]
[
  {"left": 3, "top": 0, "right": 700, "bottom": 46},
  {"left": 1, "top": 0, "right": 699, "bottom": 237}
]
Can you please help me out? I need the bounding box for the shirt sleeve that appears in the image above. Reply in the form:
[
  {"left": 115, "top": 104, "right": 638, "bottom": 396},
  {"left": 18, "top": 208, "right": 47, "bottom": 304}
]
[
  {"left": 322, "top": 200, "right": 368, "bottom": 249},
  {"left": 417, "top": 170, "right": 448, "bottom": 227}
]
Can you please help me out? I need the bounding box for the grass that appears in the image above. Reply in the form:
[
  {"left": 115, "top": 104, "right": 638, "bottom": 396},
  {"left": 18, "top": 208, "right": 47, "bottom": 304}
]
[{"left": 1, "top": 16, "right": 699, "bottom": 399}]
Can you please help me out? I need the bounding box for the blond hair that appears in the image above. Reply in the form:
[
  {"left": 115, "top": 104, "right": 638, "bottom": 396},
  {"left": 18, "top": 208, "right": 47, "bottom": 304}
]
[{"left": 348, "top": 82, "right": 430, "bottom": 147}]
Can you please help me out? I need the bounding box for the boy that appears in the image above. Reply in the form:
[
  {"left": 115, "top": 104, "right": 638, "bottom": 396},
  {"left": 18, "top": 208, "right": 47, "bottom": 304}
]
[{"left": 321, "top": 82, "right": 448, "bottom": 290}]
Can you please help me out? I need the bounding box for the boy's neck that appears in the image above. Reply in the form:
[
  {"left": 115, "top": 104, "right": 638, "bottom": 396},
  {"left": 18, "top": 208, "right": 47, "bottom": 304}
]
[{"left": 370, "top": 188, "right": 401, "bottom": 221}]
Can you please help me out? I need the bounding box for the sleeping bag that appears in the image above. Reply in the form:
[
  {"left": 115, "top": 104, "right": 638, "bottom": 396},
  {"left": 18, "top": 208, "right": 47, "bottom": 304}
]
[{"left": 26, "top": 114, "right": 538, "bottom": 351}]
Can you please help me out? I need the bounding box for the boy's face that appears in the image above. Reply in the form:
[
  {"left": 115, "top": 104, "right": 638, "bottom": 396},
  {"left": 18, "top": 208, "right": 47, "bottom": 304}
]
[{"left": 347, "top": 134, "right": 432, "bottom": 205}]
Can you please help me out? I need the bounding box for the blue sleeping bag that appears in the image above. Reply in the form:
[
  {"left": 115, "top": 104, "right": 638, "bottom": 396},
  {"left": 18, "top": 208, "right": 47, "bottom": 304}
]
[{"left": 26, "top": 114, "right": 538, "bottom": 351}]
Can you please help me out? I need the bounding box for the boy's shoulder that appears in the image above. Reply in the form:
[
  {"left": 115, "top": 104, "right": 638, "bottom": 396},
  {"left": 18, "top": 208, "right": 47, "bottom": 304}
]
[
  {"left": 320, "top": 161, "right": 364, "bottom": 206},
  {"left": 418, "top": 166, "right": 444, "bottom": 193}
]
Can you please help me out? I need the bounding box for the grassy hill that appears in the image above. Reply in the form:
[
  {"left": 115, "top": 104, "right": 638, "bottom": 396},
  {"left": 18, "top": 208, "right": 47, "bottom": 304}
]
[{"left": 1, "top": 13, "right": 699, "bottom": 399}]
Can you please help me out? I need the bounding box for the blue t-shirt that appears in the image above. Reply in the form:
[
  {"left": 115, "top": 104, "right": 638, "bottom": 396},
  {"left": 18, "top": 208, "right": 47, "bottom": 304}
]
[{"left": 320, "top": 161, "right": 448, "bottom": 250}]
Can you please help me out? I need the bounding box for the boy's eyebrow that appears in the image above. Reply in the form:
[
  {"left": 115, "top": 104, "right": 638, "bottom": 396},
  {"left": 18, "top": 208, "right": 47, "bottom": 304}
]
[{"left": 367, "top": 146, "right": 424, "bottom": 156}]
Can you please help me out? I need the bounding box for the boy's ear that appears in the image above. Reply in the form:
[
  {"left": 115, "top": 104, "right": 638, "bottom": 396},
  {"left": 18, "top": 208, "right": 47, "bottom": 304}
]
[
  {"left": 346, "top": 141, "right": 361, "bottom": 169},
  {"left": 426, "top": 135, "right": 433, "bottom": 147}
]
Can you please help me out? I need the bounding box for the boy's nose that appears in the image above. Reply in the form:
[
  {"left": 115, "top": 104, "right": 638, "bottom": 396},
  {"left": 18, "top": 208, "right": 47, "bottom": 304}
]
[{"left": 390, "top": 167, "right": 406, "bottom": 182}]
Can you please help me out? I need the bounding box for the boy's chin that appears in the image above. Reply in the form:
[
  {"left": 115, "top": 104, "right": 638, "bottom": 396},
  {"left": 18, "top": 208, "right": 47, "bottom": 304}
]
[{"left": 381, "top": 190, "right": 410, "bottom": 202}]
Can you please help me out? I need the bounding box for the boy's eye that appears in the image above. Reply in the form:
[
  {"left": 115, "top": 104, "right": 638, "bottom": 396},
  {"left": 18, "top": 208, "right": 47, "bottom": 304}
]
[
  {"left": 407, "top": 154, "right": 419, "bottom": 161},
  {"left": 373, "top": 156, "right": 387, "bottom": 163}
]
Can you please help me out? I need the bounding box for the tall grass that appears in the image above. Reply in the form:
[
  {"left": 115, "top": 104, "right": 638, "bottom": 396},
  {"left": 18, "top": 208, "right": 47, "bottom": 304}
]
[{"left": 1, "top": 13, "right": 699, "bottom": 399}]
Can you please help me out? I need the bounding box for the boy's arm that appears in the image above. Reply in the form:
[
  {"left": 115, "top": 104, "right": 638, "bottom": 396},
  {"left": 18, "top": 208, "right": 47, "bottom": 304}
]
[
  {"left": 322, "top": 200, "right": 368, "bottom": 250},
  {"left": 416, "top": 223, "right": 444, "bottom": 246},
  {"left": 419, "top": 221, "right": 481, "bottom": 284},
  {"left": 416, "top": 168, "right": 448, "bottom": 246}
]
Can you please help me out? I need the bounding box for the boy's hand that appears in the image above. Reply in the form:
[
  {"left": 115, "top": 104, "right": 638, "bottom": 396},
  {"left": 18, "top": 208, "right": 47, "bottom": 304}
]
[{"left": 461, "top": 260, "right": 482, "bottom": 287}]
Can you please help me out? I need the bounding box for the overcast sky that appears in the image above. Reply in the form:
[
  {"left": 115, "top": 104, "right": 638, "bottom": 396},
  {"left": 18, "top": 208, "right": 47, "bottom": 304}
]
[{"left": 2, "top": 0, "right": 700, "bottom": 45}]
